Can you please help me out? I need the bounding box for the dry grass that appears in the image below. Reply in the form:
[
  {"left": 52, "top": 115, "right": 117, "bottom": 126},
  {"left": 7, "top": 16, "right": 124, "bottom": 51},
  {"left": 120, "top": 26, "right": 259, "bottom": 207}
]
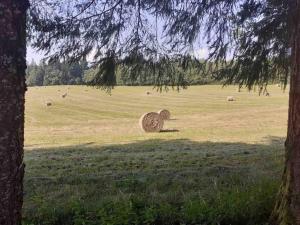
[{"left": 25, "top": 85, "right": 288, "bottom": 149}]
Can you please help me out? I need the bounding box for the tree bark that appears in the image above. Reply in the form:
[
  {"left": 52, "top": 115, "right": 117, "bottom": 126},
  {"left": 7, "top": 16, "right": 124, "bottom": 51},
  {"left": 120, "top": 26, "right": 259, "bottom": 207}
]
[
  {"left": 0, "top": 0, "right": 29, "bottom": 224},
  {"left": 270, "top": 1, "right": 300, "bottom": 224}
]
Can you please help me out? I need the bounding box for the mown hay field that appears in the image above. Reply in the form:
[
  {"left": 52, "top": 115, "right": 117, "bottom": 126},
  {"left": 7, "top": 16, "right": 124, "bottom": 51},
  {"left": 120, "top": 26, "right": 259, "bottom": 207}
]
[{"left": 24, "top": 85, "right": 288, "bottom": 225}]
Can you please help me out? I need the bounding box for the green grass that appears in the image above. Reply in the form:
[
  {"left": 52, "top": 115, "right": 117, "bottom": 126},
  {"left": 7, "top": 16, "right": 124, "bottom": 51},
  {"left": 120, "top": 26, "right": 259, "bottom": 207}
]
[{"left": 24, "top": 85, "right": 288, "bottom": 224}]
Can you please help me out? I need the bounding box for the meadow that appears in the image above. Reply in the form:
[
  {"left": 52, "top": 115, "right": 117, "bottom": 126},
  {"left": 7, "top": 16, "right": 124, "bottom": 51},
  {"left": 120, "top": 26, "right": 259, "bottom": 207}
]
[{"left": 24, "top": 85, "right": 288, "bottom": 225}]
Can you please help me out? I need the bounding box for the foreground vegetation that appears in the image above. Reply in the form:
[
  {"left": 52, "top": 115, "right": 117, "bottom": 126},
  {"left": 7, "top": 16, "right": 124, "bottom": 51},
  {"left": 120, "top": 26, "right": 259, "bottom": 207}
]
[{"left": 24, "top": 85, "right": 287, "bottom": 225}]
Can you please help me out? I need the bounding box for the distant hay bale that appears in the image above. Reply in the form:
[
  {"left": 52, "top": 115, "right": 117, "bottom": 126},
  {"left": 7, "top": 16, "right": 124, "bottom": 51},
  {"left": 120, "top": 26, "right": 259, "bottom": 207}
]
[
  {"left": 139, "top": 112, "right": 164, "bottom": 132},
  {"left": 62, "top": 93, "right": 67, "bottom": 98},
  {"left": 146, "top": 91, "right": 151, "bottom": 95},
  {"left": 46, "top": 101, "right": 52, "bottom": 106},
  {"left": 158, "top": 109, "right": 171, "bottom": 120},
  {"left": 227, "top": 96, "right": 235, "bottom": 101}
]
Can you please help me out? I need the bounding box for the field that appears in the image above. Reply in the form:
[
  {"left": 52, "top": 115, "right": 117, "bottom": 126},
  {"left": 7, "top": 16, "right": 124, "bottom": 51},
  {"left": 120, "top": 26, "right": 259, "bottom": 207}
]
[{"left": 24, "top": 85, "right": 288, "bottom": 225}]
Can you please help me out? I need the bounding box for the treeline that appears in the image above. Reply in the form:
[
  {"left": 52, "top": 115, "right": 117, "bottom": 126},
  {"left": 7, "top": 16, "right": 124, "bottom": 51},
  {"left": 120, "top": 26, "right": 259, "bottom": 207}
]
[
  {"left": 26, "top": 60, "right": 89, "bottom": 86},
  {"left": 26, "top": 59, "right": 218, "bottom": 87}
]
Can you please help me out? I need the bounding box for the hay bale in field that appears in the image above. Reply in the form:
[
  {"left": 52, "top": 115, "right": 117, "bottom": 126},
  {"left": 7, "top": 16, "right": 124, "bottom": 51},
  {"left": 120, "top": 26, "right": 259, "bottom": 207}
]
[
  {"left": 227, "top": 96, "right": 235, "bottom": 101},
  {"left": 146, "top": 91, "right": 151, "bottom": 95},
  {"left": 139, "top": 112, "right": 164, "bottom": 132},
  {"left": 62, "top": 93, "right": 67, "bottom": 98},
  {"left": 46, "top": 101, "right": 52, "bottom": 106},
  {"left": 158, "top": 109, "right": 171, "bottom": 120}
]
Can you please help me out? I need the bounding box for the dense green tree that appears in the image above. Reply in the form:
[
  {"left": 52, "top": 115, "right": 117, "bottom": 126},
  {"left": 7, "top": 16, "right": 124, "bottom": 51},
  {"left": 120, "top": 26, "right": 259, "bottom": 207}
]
[
  {"left": 26, "top": 60, "right": 45, "bottom": 86},
  {"left": 26, "top": 58, "right": 216, "bottom": 86},
  {"left": 43, "top": 66, "right": 61, "bottom": 85},
  {"left": 68, "top": 62, "right": 84, "bottom": 84},
  {"left": 26, "top": 60, "right": 90, "bottom": 86}
]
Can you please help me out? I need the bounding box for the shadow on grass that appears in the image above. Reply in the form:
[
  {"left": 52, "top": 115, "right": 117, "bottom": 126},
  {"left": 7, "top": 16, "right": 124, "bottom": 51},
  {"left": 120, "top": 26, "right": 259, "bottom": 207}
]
[
  {"left": 160, "top": 129, "right": 180, "bottom": 133},
  {"left": 23, "top": 137, "right": 285, "bottom": 225}
]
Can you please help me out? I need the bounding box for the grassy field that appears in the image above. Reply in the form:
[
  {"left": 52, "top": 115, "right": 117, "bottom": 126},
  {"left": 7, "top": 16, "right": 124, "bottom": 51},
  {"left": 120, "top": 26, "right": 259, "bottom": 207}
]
[{"left": 24, "top": 85, "right": 288, "bottom": 225}]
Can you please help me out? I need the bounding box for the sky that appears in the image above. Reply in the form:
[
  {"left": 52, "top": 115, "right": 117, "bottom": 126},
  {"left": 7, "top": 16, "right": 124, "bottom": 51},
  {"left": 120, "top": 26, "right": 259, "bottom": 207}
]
[{"left": 27, "top": 46, "right": 45, "bottom": 63}]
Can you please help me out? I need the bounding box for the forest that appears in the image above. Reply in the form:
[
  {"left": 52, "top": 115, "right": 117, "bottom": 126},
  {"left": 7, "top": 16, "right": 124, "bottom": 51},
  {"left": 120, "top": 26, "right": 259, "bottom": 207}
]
[{"left": 26, "top": 59, "right": 220, "bottom": 86}]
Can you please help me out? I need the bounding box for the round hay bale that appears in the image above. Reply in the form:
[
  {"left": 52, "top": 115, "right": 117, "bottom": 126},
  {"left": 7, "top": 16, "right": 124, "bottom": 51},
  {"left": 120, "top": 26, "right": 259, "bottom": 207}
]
[
  {"left": 146, "top": 91, "right": 151, "bottom": 95},
  {"left": 62, "top": 93, "right": 67, "bottom": 98},
  {"left": 227, "top": 96, "right": 235, "bottom": 101},
  {"left": 46, "top": 101, "right": 52, "bottom": 106},
  {"left": 158, "top": 109, "right": 171, "bottom": 120},
  {"left": 139, "top": 112, "right": 164, "bottom": 132}
]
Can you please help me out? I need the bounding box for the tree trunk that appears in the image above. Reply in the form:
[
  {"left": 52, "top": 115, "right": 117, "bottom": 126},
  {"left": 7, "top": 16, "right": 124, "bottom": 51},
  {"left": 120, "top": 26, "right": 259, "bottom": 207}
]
[
  {"left": 0, "top": 0, "right": 29, "bottom": 224},
  {"left": 270, "top": 1, "right": 300, "bottom": 224}
]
